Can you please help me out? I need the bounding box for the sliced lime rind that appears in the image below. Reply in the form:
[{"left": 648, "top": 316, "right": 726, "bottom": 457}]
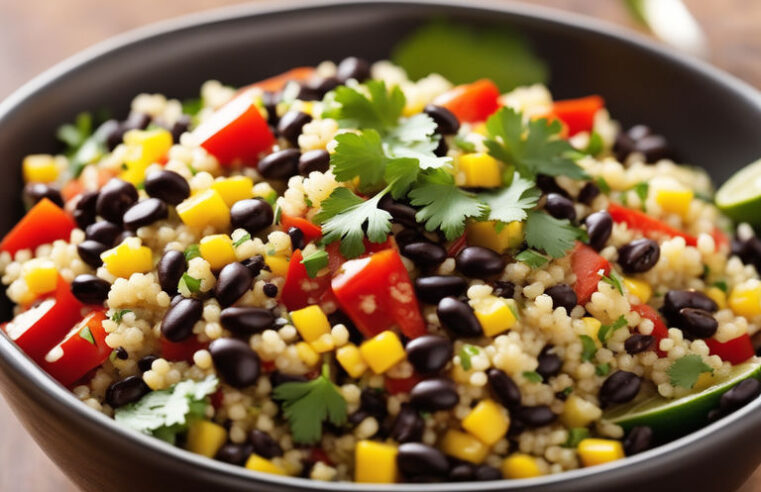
[{"left": 716, "top": 158, "right": 761, "bottom": 225}]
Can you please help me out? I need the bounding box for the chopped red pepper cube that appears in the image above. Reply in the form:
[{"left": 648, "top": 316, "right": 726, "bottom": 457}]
[
  {"left": 237, "top": 67, "right": 316, "bottom": 94},
  {"left": 280, "top": 249, "right": 334, "bottom": 311},
  {"left": 706, "top": 334, "right": 755, "bottom": 365},
  {"left": 630, "top": 303, "right": 669, "bottom": 357},
  {"left": 0, "top": 198, "right": 76, "bottom": 255},
  {"left": 551, "top": 95, "right": 605, "bottom": 136},
  {"left": 434, "top": 79, "right": 500, "bottom": 123},
  {"left": 571, "top": 242, "right": 611, "bottom": 305},
  {"left": 385, "top": 373, "right": 423, "bottom": 395},
  {"left": 280, "top": 213, "right": 322, "bottom": 244},
  {"left": 160, "top": 336, "right": 208, "bottom": 363},
  {"left": 608, "top": 202, "right": 697, "bottom": 246}
]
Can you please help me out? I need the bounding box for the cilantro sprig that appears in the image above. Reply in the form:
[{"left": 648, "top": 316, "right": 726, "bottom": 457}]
[
  {"left": 301, "top": 248, "right": 330, "bottom": 278},
  {"left": 668, "top": 355, "right": 713, "bottom": 389}
]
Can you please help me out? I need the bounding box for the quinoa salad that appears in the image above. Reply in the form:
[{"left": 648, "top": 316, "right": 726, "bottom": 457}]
[{"left": 2, "top": 56, "right": 761, "bottom": 484}]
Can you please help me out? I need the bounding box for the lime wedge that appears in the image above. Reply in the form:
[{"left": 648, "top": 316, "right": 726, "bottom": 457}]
[
  {"left": 716, "top": 158, "right": 761, "bottom": 225},
  {"left": 603, "top": 359, "right": 761, "bottom": 441}
]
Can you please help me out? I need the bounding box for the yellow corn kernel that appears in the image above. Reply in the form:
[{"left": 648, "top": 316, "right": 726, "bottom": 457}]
[
  {"left": 264, "top": 255, "right": 290, "bottom": 278},
  {"left": 402, "top": 102, "right": 424, "bottom": 117},
  {"left": 199, "top": 234, "right": 237, "bottom": 270},
  {"left": 579, "top": 317, "right": 602, "bottom": 347},
  {"left": 502, "top": 453, "right": 543, "bottom": 479},
  {"left": 466, "top": 220, "right": 523, "bottom": 253},
  {"left": 440, "top": 429, "right": 489, "bottom": 464},
  {"left": 472, "top": 122, "right": 488, "bottom": 136},
  {"left": 473, "top": 296, "right": 517, "bottom": 337},
  {"left": 706, "top": 286, "right": 727, "bottom": 310},
  {"left": 560, "top": 394, "right": 602, "bottom": 428},
  {"left": 299, "top": 101, "right": 315, "bottom": 116},
  {"left": 121, "top": 128, "right": 173, "bottom": 184},
  {"left": 296, "top": 341, "right": 320, "bottom": 367},
  {"left": 22, "top": 155, "right": 59, "bottom": 183},
  {"left": 309, "top": 334, "right": 335, "bottom": 354},
  {"left": 336, "top": 343, "right": 368, "bottom": 378},
  {"left": 355, "top": 440, "right": 398, "bottom": 483},
  {"left": 290, "top": 305, "right": 331, "bottom": 343},
  {"left": 459, "top": 153, "right": 502, "bottom": 188},
  {"left": 101, "top": 240, "right": 153, "bottom": 278},
  {"left": 622, "top": 277, "right": 652, "bottom": 304},
  {"left": 729, "top": 284, "right": 761, "bottom": 318},
  {"left": 655, "top": 189, "right": 693, "bottom": 218},
  {"left": 359, "top": 330, "right": 406, "bottom": 374},
  {"left": 245, "top": 454, "right": 287, "bottom": 475},
  {"left": 212, "top": 176, "right": 254, "bottom": 207},
  {"left": 23, "top": 261, "right": 58, "bottom": 295},
  {"left": 177, "top": 189, "right": 230, "bottom": 230},
  {"left": 185, "top": 420, "right": 227, "bottom": 458},
  {"left": 577, "top": 438, "right": 625, "bottom": 467},
  {"left": 461, "top": 399, "right": 510, "bottom": 446}
]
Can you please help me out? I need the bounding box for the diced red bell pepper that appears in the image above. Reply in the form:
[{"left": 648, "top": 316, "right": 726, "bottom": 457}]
[
  {"left": 550, "top": 95, "right": 605, "bottom": 136},
  {"left": 571, "top": 242, "right": 611, "bottom": 305},
  {"left": 324, "top": 238, "right": 394, "bottom": 274},
  {"left": 237, "top": 67, "right": 316, "bottom": 95},
  {"left": 3, "top": 276, "right": 84, "bottom": 363},
  {"left": 711, "top": 227, "right": 730, "bottom": 252},
  {"left": 160, "top": 336, "right": 208, "bottom": 363},
  {"left": 433, "top": 79, "right": 500, "bottom": 123},
  {"left": 308, "top": 448, "right": 334, "bottom": 467},
  {"left": 209, "top": 389, "right": 224, "bottom": 410},
  {"left": 706, "top": 334, "right": 755, "bottom": 365},
  {"left": 1, "top": 199, "right": 76, "bottom": 255},
  {"left": 331, "top": 248, "right": 427, "bottom": 339},
  {"left": 40, "top": 309, "right": 110, "bottom": 387},
  {"left": 61, "top": 168, "right": 115, "bottom": 203},
  {"left": 447, "top": 233, "right": 468, "bottom": 258},
  {"left": 630, "top": 303, "right": 668, "bottom": 357},
  {"left": 193, "top": 93, "right": 274, "bottom": 166},
  {"left": 280, "top": 249, "right": 335, "bottom": 311},
  {"left": 608, "top": 202, "right": 697, "bottom": 247},
  {"left": 280, "top": 213, "right": 322, "bottom": 244},
  {"left": 385, "top": 373, "right": 423, "bottom": 395}
]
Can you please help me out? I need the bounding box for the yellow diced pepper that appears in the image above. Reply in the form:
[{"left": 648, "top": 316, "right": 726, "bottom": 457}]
[
  {"left": 622, "top": 277, "right": 652, "bottom": 304},
  {"left": 23, "top": 261, "right": 58, "bottom": 295},
  {"left": 729, "top": 284, "right": 761, "bottom": 318},
  {"left": 502, "top": 453, "right": 543, "bottom": 479},
  {"left": 22, "top": 155, "right": 59, "bottom": 183},
  {"left": 336, "top": 343, "right": 368, "bottom": 378},
  {"left": 472, "top": 123, "right": 488, "bottom": 136},
  {"left": 296, "top": 341, "right": 320, "bottom": 367},
  {"left": 309, "top": 333, "right": 335, "bottom": 354},
  {"left": 101, "top": 240, "right": 153, "bottom": 278},
  {"left": 461, "top": 399, "right": 510, "bottom": 446},
  {"left": 290, "top": 305, "right": 331, "bottom": 343},
  {"left": 578, "top": 438, "right": 625, "bottom": 467},
  {"left": 473, "top": 296, "right": 517, "bottom": 337},
  {"left": 359, "top": 330, "right": 406, "bottom": 374},
  {"left": 459, "top": 153, "right": 502, "bottom": 188},
  {"left": 185, "top": 420, "right": 227, "bottom": 458},
  {"left": 440, "top": 429, "right": 489, "bottom": 464},
  {"left": 212, "top": 176, "right": 254, "bottom": 207},
  {"left": 705, "top": 286, "right": 727, "bottom": 310},
  {"left": 199, "top": 234, "right": 237, "bottom": 270},
  {"left": 355, "top": 440, "right": 398, "bottom": 483},
  {"left": 466, "top": 220, "right": 523, "bottom": 253},
  {"left": 560, "top": 394, "right": 602, "bottom": 428},
  {"left": 120, "top": 128, "right": 173, "bottom": 184},
  {"left": 579, "top": 317, "right": 602, "bottom": 347},
  {"left": 264, "top": 255, "right": 290, "bottom": 278},
  {"left": 655, "top": 189, "right": 693, "bottom": 218},
  {"left": 177, "top": 189, "right": 230, "bottom": 230},
  {"left": 245, "top": 454, "right": 287, "bottom": 475}
]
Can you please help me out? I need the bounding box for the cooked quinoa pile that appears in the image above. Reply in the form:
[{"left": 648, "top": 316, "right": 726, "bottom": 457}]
[{"left": 2, "top": 56, "right": 761, "bottom": 484}]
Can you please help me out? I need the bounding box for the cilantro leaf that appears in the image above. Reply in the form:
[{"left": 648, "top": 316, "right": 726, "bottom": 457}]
[
  {"left": 301, "top": 248, "right": 329, "bottom": 278},
  {"left": 323, "top": 80, "right": 404, "bottom": 131},
  {"left": 330, "top": 130, "right": 388, "bottom": 190},
  {"left": 384, "top": 157, "right": 420, "bottom": 199},
  {"left": 524, "top": 211, "right": 584, "bottom": 258},
  {"left": 563, "top": 427, "right": 590, "bottom": 448},
  {"left": 579, "top": 335, "right": 597, "bottom": 362},
  {"left": 408, "top": 169, "right": 488, "bottom": 240},
  {"left": 233, "top": 233, "right": 251, "bottom": 248},
  {"left": 184, "top": 244, "right": 201, "bottom": 261},
  {"left": 454, "top": 134, "right": 476, "bottom": 153},
  {"left": 459, "top": 345, "right": 479, "bottom": 371},
  {"left": 597, "top": 315, "right": 628, "bottom": 344},
  {"left": 596, "top": 363, "right": 611, "bottom": 376},
  {"left": 632, "top": 182, "right": 649, "bottom": 210},
  {"left": 515, "top": 249, "right": 549, "bottom": 268},
  {"left": 179, "top": 273, "right": 201, "bottom": 293},
  {"left": 112, "top": 309, "right": 132, "bottom": 323},
  {"left": 522, "top": 371, "right": 543, "bottom": 383},
  {"left": 595, "top": 176, "right": 611, "bottom": 194},
  {"left": 478, "top": 172, "right": 541, "bottom": 224},
  {"left": 584, "top": 131, "right": 604, "bottom": 156},
  {"left": 713, "top": 280, "right": 728, "bottom": 293},
  {"left": 79, "top": 325, "right": 95, "bottom": 345},
  {"left": 668, "top": 355, "right": 713, "bottom": 389},
  {"left": 601, "top": 270, "right": 624, "bottom": 295}
]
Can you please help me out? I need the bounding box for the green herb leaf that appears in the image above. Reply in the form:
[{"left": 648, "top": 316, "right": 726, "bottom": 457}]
[
  {"left": 184, "top": 244, "right": 201, "bottom": 261},
  {"left": 179, "top": 273, "right": 202, "bottom": 293},
  {"left": 524, "top": 211, "right": 585, "bottom": 258},
  {"left": 301, "top": 249, "right": 329, "bottom": 278},
  {"left": 584, "top": 131, "right": 604, "bottom": 156},
  {"left": 384, "top": 157, "right": 421, "bottom": 199},
  {"left": 522, "top": 371, "right": 543, "bottom": 383},
  {"left": 112, "top": 309, "right": 132, "bottom": 323},
  {"left": 713, "top": 280, "right": 728, "bottom": 293},
  {"left": 233, "top": 233, "right": 252, "bottom": 248},
  {"left": 579, "top": 335, "right": 597, "bottom": 362},
  {"left": 563, "top": 427, "right": 590, "bottom": 448},
  {"left": 561, "top": 386, "right": 573, "bottom": 397},
  {"left": 595, "top": 177, "right": 611, "bottom": 194},
  {"left": 459, "top": 345, "right": 480, "bottom": 371},
  {"left": 597, "top": 315, "right": 628, "bottom": 344},
  {"left": 454, "top": 134, "right": 477, "bottom": 153},
  {"left": 668, "top": 354, "right": 713, "bottom": 389},
  {"left": 182, "top": 97, "right": 203, "bottom": 116},
  {"left": 478, "top": 172, "right": 541, "bottom": 224},
  {"left": 515, "top": 249, "right": 550, "bottom": 268},
  {"left": 601, "top": 270, "right": 625, "bottom": 295},
  {"left": 79, "top": 325, "right": 96, "bottom": 345},
  {"left": 632, "top": 182, "right": 649, "bottom": 210},
  {"left": 274, "top": 202, "right": 283, "bottom": 225},
  {"left": 323, "top": 80, "right": 405, "bottom": 131},
  {"left": 595, "top": 363, "right": 611, "bottom": 377},
  {"left": 330, "top": 130, "right": 388, "bottom": 191}
]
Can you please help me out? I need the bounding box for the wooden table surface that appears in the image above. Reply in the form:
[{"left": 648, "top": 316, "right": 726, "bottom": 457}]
[{"left": 0, "top": 1, "right": 759, "bottom": 490}]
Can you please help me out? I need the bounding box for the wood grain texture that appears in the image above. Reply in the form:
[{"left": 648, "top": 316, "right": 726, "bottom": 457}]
[{"left": 0, "top": 1, "right": 759, "bottom": 490}]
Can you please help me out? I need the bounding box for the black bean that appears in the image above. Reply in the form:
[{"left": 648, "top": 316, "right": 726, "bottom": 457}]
[
  {"left": 676, "top": 307, "right": 718, "bottom": 339},
  {"left": 336, "top": 57, "right": 371, "bottom": 83},
  {"left": 170, "top": 115, "right": 192, "bottom": 143},
  {"left": 261, "top": 91, "right": 280, "bottom": 127},
  {"left": 263, "top": 283, "right": 278, "bottom": 298},
  {"left": 86, "top": 221, "right": 121, "bottom": 246},
  {"left": 449, "top": 463, "right": 476, "bottom": 482},
  {"left": 433, "top": 135, "right": 448, "bottom": 157},
  {"left": 732, "top": 235, "right": 761, "bottom": 272},
  {"left": 105, "top": 376, "right": 150, "bottom": 408},
  {"left": 401, "top": 241, "right": 447, "bottom": 268},
  {"left": 220, "top": 307, "right": 275, "bottom": 335},
  {"left": 286, "top": 227, "right": 305, "bottom": 251},
  {"left": 157, "top": 250, "right": 187, "bottom": 295},
  {"left": 114, "top": 230, "right": 135, "bottom": 245},
  {"left": 585, "top": 211, "right": 613, "bottom": 251},
  {"left": 349, "top": 409, "right": 370, "bottom": 426},
  {"left": 123, "top": 112, "right": 151, "bottom": 132},
  {"left": 487, "top": 368, "right": 521, "bottom": 408},
  {"left": 169, "top": 294, "right": 184, "bottom": 308},
  {"left": 625, "top": 334, "right": 654, "bottom": 354},
  {"left": 397, "top": 443, "right": 449, "bottom": 479},
  {"left": 406, "top": 335, "right": 453, "bottom": 374},
  {"left": 269, "top": 371, "right": 307, "bottom": 387},
  {"left": 379, "top": 196, "right": 418, "bottom": 228},
  {"left": 599, "top": 370, "right": 642, "bottom": 405},
  {"left": 662, "top": 290, "right": 718, "bottom": 319},
  {"left": 299, "top": 76, "right": 340, "bottom": 101},
  {"left": 122, "top": 198, "right": 168, "bottom": 230},
  {"left": 536, "top": 345, "right": 563, "bottom": 380},
  {"left": 96, "top": 178, "right": 138, "bottom": 224},
  {"left": 24, "top": 183, "right": 63, "bottom": 208},
  {"left": 258, "top": 148, "right": 301, "bottom": 180},
  {"left": 209, "top": 337, "right": 261, "bottom": 388},
  {"left": 719, "top": 378, "right": 761, "bottom": 413},
  {"left": 215, "top": 262, "right": 254, "bottom": 308},
  {"left": 536, "top": 175, "right": 570, "bottom": 198},
  {"left": 455, "top": 246, "right": 506, "bottom": 278},
  {"left": 114, "top": 346, "right": 129, "bottom": 360},
  {"left": 545, "top": 193, "right": 576, "bottom": 222},
  {"left": 618, "top": 238, "right": 660, "bottom": 273},
  {"left": 627, "top": 125, "right": 652, "bottom": 141},
  {"left": 423, "top": 104, "right": 460, "bottom": 135},
  {"left": 161, "top": 297, "right": 203, "bottom": 342},
  {"left": 623, "top": 426, "right": 653, "bottom": 456},
  {"left": 298, "top": 149, "right": 330, "bottom": 175},
  {"left": 73, "top": 191, "right": 99, "bottom": 229},
  {"left": 360, "top": 388, "right": 387, "bottom": 419},
  {"left": 577, "top": 181, "right": 600, "bottom": 205},
  {"left": 513, "top": 405, "right": 557, "bottom": 427},
  {"left": 137, "top": 355, "right": 158, "bottom": 373},
  {"left": 144, "top": 170, "right": 191, "bottom": 205},
  {"left": 77, "top": 240, "right": 108, "bottom": 268},
  {"left": 250, "top": 429, "right": 283, "bottom": 458},
  {"left": 390, "top": 404, "right": 424, "bottom": 443},
  {"left": 436, "top": 296, "right": 482, "bottom": 337},
  {"left": 230, "top": 198, "right": 274, "bottom": 235},
  {"left": 409, "top": 377, "right": 459, "bottom": 411},
  {"left": 98, "top": 119, "right": 124, "bottom": 150},
  {"left": 277, "top": 111, "right": 312, "bottom": 146},
  {"left": 507, "top": 418, "right": 527, "bottom": 437},
  {"left": 545, "top": 284, "right": 577, "bottom": 313},
  {"left": 635, "top": 134, "right": 670, "bottom": 163},
  {"left": 216, "top": 443, "right": 253, "bottom": 466},
  {"left": 474, "top": 465, "right": 501, "bottom": 481},
  {"left": 71, "top": 274, "right": 110, "bottom": 304},
  {"left": 492, "top": 280, "right": 515, "bottom": 299},
  {"left": 242, "top": 255, "right": 266, "bottom": 277}
]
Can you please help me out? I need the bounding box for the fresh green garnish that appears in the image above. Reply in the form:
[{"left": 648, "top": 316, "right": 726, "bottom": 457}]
[
  {"left": 601, "top": 270, "right": 625, "bottom": 295},
  {"left": 184, "top": 244, "right": 201, "bottom": 261},
  {"left": 79, "top": 325, "right": 95, "bottom": 345},
  {"left": 56, "top": 111, "right": 108, "bottom": 177},
  {"left": 114, "top": 376, "right": 218, "bottom": 445},
  {"left": 301, "top": 249, "right": 329, "bottom": 278},
  {"left": 57, "top": 112, "right": 93, "bottom": 150},
  {"left": 595, "top": 176, "right": 611, "bottom": 194},
  {"left": 713, "top": 280, "right": 728, "bottom": 293},
  {"left": 111, "top": 309, "right": 132, "bottom": 323},
  {"left": 233, "top": 233, "right": 251, "bottom": 248},
  {"left": 182, "top": 97, "right": 203, "bottom": 116},
  {"left": 561, "top": 386, "right": 574, "bottom": 397},
  {"left": 507, "top": 302, "right": 520, "bottom": 321},
  {"left": 596, "top": 363, "right": 611, "bottom": 377},
  {"left": 515, "top": 249, "right": 549, "bottom": 268},
  {"left": 563, "top": 427, "right": 590, "bottom": 448},
  {"left": 179, "top": 273, "right": 201, "bottom": 293},
  {"left": 598, "top": 315, "right": 628, "bottom": 344},
  {"left": 273, "top": 202, "right": 283, "bottom": 225},
  {"left": 478, "top": 172, "right": 541, "bottom": 224},
  {"left": 272, "top": 363, "right": 347, "bottom": 444},
  {"left": 324, "top": 80, "right": 405, "bottom": 132},
  {"left": 669, "top": 355, "right": 714, "bottom": 389},
  {"left": 580, "top": 335, "right": 597, "bottom": 362},
  {"left": 524, "top": 211, "right": 586, "bottom": 258},
  {"left": 522, "top": 371, "right": 543, "bottom": 383},
  {"left": 459, "top": 345, "right": 480, "bottom": 371},
  {"left": 584, "top": 131, "right": 604, "bottom": 156},
  {"left": 454, "top": 134, "right": 477, "bottom": 153},
  {"left": 632, "top": 182, "right": 649, "bottom": 210}
]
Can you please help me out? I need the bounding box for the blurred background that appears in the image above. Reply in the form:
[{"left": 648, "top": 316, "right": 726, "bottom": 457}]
[{"left": 0, "top": 0, "right": 759, "bottom": 490}]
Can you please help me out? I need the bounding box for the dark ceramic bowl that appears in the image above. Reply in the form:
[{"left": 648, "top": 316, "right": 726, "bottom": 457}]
[{"left": 1, "top": 1, "right": 761, "bottom": 491}]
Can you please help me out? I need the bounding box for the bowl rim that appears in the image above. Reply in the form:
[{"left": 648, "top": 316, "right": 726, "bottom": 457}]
[{"left": 1, "top": 0, "right": 761, "bottom": 490}]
